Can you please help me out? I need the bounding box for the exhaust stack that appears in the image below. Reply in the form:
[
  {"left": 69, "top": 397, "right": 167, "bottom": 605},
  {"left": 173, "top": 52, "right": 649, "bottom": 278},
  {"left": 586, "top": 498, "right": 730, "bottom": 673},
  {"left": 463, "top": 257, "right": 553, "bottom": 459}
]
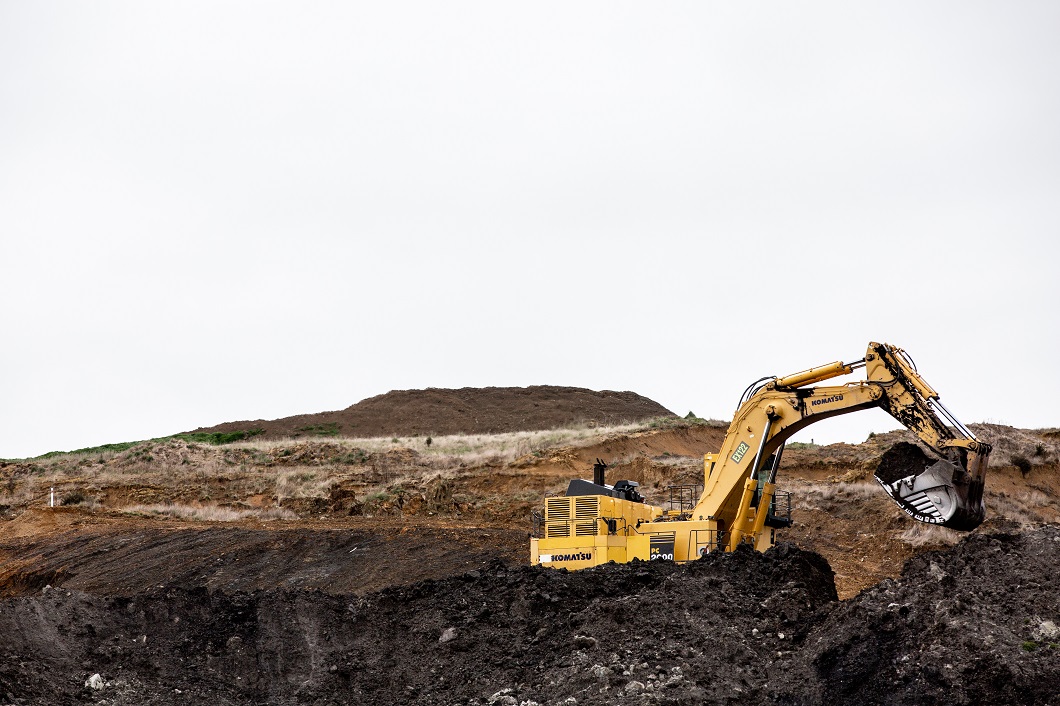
[{"left": 593, "top": 458, "right": 607, "bottom": 486}]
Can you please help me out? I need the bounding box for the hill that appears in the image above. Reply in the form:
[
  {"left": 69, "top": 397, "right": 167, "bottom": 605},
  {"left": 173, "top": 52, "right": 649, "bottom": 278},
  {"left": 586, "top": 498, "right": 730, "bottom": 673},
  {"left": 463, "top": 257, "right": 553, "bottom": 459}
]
[{"left": 185, "top": 385, "right": 676, "bottom": 440}]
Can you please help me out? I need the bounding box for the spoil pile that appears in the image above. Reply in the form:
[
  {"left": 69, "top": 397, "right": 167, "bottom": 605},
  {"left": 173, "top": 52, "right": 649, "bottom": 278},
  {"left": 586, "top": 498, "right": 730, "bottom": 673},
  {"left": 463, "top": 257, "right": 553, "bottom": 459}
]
[
  {"left": 0, "top": 545, "right": 836, "bottom": 705},
  {"left": 1, "top": 527, "right": 1058, "bottom": 706},
  {"left": 806, "top": 524, "right": 1060, "bottom": 705}
]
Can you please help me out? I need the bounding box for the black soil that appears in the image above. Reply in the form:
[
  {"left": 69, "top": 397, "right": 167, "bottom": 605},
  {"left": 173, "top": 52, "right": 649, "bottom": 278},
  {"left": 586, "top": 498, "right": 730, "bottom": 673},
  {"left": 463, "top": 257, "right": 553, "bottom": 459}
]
[
  {"left": 2, "top": 527, "right": 1058, "bottom": 705},
  {"left": 806, "top": 526, "right": 1060, "bottom": 705},
  {"left": 875, "top": 441, "right": 932, "bottom": 484},
  {"left": 188, "top": 386, "right": 676, "bottom": 440}
]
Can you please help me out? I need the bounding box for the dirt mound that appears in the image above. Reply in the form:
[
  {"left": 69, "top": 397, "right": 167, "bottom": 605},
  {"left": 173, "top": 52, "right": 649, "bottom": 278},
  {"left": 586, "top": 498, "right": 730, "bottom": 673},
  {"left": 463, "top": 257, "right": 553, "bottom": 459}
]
[
  {"left": 2, "top": 528, "right": 1057, "bottom": 705},
  {"left": 806, "top": 525, "right": 1060, "bottom": 705},
  {"left": 0, "top": 543, "right": 835, "bottom": 705},
  {"left": 187, "top": 386, "right": 675, "bottom": 440}
]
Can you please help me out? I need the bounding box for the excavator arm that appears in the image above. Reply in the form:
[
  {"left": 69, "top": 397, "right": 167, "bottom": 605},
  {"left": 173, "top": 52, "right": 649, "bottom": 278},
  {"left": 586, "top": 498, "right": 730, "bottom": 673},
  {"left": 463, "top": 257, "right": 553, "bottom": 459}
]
[{"left": 694, "top": 342, "right": 991, "bottom": 551}]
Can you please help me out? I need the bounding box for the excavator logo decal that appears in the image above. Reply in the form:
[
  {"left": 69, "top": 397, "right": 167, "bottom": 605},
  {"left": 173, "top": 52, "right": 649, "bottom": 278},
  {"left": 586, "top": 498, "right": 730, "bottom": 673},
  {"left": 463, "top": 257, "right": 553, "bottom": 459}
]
[
  {"left": 811, "top": 394, "right": 844, "bottom": 407},
  {"left": 731, "top": 442, "right": 750, "bottom": 463},
  {"left": 543, "top": 552, "right": 592, "bottom": 563}
]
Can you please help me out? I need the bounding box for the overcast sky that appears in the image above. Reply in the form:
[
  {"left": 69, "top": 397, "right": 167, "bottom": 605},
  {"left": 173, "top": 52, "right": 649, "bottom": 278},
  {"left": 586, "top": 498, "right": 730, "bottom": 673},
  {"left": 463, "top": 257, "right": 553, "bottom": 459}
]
[{"left": 2, "top": 2, "right": 1058, "bottom": 459}]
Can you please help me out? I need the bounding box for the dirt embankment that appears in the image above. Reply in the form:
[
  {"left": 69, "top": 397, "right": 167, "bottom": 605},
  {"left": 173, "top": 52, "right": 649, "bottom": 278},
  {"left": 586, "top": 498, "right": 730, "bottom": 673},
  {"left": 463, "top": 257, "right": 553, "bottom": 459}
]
[
  {"left": 1, "top": 528, "right": 1058, "bottom": 706},
  {"left": 187, "top": 386, "right": 676, "bottom": 440},
  {"left": 0, "top": 510, "right": 526, "bottom": 600}
]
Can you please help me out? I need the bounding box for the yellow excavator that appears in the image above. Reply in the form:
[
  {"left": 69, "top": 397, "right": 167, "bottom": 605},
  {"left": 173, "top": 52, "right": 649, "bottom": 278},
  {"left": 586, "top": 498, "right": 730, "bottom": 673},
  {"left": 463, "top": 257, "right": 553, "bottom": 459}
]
[{"left": 530, "top": 342, "right": 992, "bottom": 568}]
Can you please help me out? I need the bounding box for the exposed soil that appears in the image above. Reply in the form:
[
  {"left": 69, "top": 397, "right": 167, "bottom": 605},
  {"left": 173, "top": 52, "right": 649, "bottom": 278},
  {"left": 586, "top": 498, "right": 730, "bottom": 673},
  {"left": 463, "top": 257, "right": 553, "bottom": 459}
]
[
  {"left": 1, "top": 529, "right": 1058, "bottom": 706},
  {"left": 187, "top": 386, "right": 675, "bottom": 440}
]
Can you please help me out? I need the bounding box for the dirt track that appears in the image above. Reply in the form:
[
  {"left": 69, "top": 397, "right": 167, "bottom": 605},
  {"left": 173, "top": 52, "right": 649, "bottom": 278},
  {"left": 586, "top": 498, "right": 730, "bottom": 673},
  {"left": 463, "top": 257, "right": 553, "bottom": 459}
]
[{"left": 1, "top": 528, "right": 1058, "bottom": 705}]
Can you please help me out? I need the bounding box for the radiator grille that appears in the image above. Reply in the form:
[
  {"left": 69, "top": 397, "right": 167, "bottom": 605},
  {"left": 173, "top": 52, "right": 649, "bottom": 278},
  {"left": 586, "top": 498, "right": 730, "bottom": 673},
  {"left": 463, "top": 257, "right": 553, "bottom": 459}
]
[
  {"left": 546, "top": 523, "right": 570, "bottom": 538},
  {"left": 575, "top": 520, "right": 598, "bottom": 536},
  {"left": 574, "top": 496, "right": 599, "bottom": 519},
  {"left": 574, "top": 496, "right": 600, "bottom": 536},
  {"left": 544, "top": 496, "right": 601, "bottom": 538},
  {"left": 545, "top": 497, "right": 571, "bottom": 521}
]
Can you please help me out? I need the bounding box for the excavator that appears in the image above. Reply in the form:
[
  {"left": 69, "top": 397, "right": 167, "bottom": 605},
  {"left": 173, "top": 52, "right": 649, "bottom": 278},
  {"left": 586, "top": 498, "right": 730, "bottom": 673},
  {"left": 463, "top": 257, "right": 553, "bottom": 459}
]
[{"left": 530, "top": 342, "right": 992, "bottom": 568}]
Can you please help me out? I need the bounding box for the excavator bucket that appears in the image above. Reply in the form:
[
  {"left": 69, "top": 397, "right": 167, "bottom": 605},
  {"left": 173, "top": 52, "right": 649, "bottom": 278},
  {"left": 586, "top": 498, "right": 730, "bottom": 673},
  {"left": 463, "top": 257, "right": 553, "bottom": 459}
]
[{"left": 874, "top": 442, "right": 988, "bottom": 531}]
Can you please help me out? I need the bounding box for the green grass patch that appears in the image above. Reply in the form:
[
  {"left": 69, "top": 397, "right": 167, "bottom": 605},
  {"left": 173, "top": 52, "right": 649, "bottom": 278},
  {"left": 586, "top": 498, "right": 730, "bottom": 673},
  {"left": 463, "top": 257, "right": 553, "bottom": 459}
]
[
  {"left": 644, "top": 415, "right": 725, "bottom": 431},
  {"left": 297, "top": 423, "right": 340, "bottom": 437},
  {"left": 336, "top": 450, "right": 370, "bottom": 465},
  {"left": 174, "top": 430, "right": 265, "bottom": 445},
  {"left": 35, "top": 441, "right": 143, "bottom": 458}
]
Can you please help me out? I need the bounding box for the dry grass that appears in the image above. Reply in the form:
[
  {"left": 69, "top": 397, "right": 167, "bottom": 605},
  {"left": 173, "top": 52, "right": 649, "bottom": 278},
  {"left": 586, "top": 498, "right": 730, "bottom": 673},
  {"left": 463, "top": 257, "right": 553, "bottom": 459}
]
[
  {"left": 13, "top": 419, "right": 681, "bottom": 484},
  {"left": 273, "top": 469, "right": 334, "bottom": 502},
  {"left": 988, "top": 490, "right": 1050, "bottom": 526},
  {"left": 898, "top": 524, "right": 962, "bottom": 547},
  {"left": 8, "top": 420, "right": 1055, "bottom": 533},
  {"left": 3, "top": 424, "right": 659, "bottom": 517},
  {"left": 0, "top": 475, "right": 42, "bottom": 506},
  {"left": 228, "top": 422, "right": 650, "bottom": 467},
  {"left": 795, "top": 481, "right": 882, "bottom": 512},
  {"left": 971, "top": 424, "right": 1060, "bottom": 463},
  {"left": 120, "top": 504, "right": 296, "bottom": 522}
]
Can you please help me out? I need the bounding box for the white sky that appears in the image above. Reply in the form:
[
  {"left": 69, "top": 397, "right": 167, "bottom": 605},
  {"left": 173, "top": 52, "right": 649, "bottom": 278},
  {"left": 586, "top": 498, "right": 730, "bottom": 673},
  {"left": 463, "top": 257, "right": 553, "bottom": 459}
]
[{"left": 2, "top": 2, "right": 1058, "bottom": 458}]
